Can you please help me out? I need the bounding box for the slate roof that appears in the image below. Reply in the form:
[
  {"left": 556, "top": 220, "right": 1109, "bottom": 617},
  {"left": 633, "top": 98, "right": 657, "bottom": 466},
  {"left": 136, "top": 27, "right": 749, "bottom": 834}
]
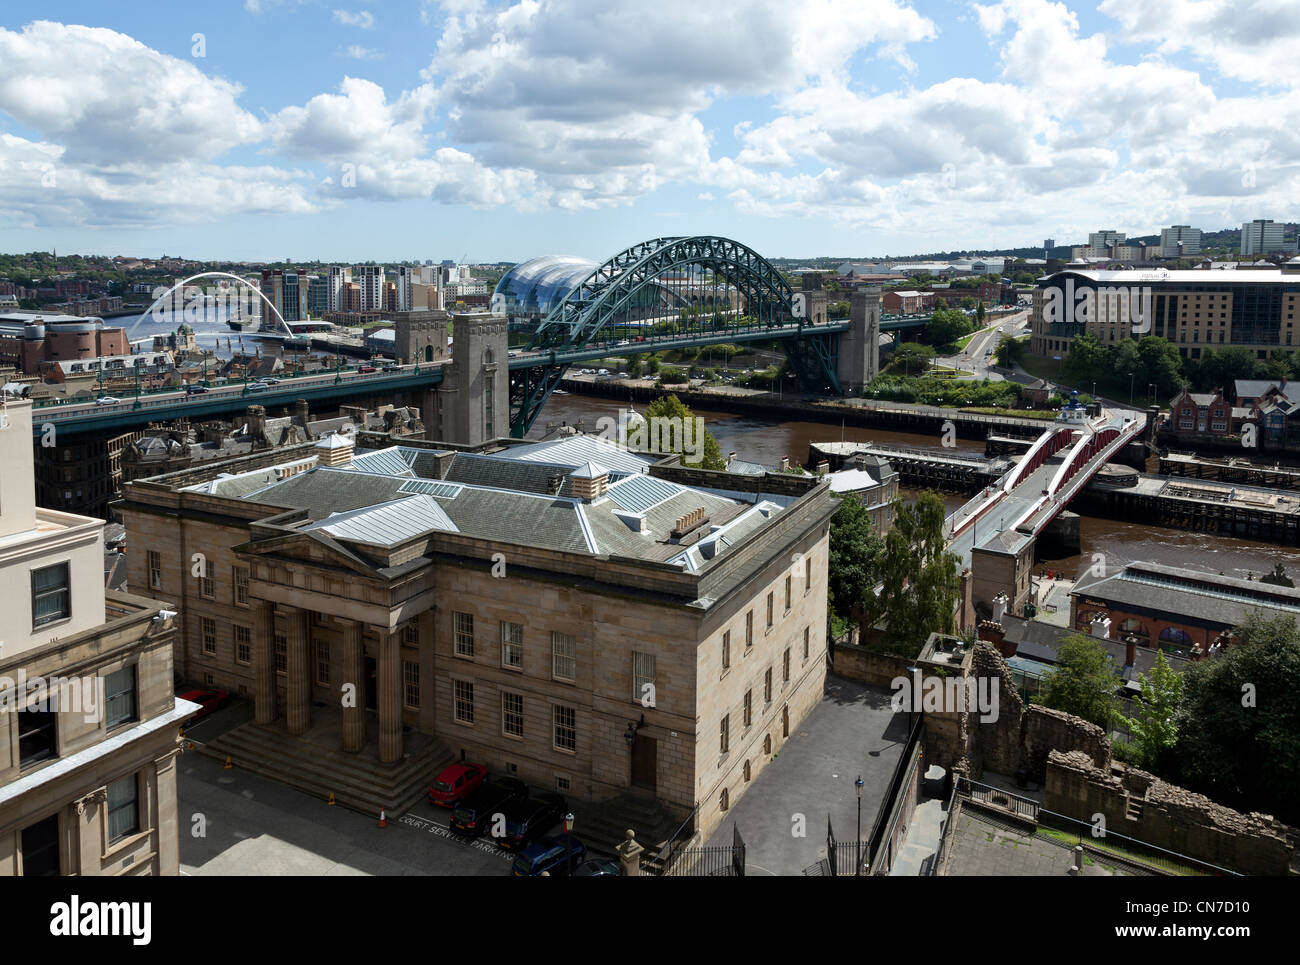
[
  {"left": 504, "top": 435, "right": 654, "bottom": 475},
  {"left": 995, "top": 614, "right": 1189, "bottom": 680},
  {"left": 305, "top": 495, "right": 459, "bottom": 545}
]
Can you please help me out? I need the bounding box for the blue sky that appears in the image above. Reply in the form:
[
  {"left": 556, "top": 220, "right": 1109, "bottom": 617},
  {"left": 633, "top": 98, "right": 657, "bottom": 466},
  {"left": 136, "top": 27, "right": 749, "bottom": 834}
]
[{"left": 1, "top": 0, "right": 1297, "bottom": 263}]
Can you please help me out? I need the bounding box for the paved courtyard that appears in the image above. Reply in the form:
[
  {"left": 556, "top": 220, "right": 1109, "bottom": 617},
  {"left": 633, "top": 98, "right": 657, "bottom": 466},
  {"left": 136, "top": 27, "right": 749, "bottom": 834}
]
[
  {"left": 178, "top": 751, "right": 512, "bottom": 875},
  {"left": 704, "top": 674, "right": 905, "bottom": 876}
]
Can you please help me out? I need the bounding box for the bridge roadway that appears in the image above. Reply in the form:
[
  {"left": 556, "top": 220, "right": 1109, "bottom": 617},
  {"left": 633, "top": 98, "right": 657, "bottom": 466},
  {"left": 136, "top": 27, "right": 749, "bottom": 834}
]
[
  {"left": 943, "top": 407, "right": 1147, "bottom": 568},
  {"left": 28, "top": 360, "right": 447, "bottom": 438}
]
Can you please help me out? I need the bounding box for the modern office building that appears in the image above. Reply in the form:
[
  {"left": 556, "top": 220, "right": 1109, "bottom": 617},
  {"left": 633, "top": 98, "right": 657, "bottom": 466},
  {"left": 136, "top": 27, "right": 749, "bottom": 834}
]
[
  {"left": 114, "top": 426, "right": 836, "bottom": 840},
  {"left": 0, "top": 398, "right": 192, "bottom": 876},
  {"left": 260, "top": 270, "right": 309, "bottom": 324},
  {"left": 1241, "top": 219, "right": 1293, "bottom": 256},
  {"left": 1088, "top": 230, "right": 1126, "bottom": 250},
  {"left": 359, "top": 266, "right": 386, "bottom": 311},
  {"left": 1030, "top": 260, "right": 1300, "bottom": 361},
  {"left": 394, "top": 266, "right": 413, "bottom": 312},
  {"left": 1160, "top": 225, "right": 1202, "bottom": 258},
  {"left": 327, "top": 266, "right": 351, "bottom": 313}
]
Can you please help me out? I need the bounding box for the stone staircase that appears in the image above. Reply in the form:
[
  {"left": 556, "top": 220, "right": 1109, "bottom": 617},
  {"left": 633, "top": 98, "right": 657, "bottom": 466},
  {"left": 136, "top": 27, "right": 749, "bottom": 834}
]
[
  {"left": 198, "top": 720, "right": 454, "bottom": 818},
  {"left": 575, "top": 793, "right": 686, "bottom": 872}
]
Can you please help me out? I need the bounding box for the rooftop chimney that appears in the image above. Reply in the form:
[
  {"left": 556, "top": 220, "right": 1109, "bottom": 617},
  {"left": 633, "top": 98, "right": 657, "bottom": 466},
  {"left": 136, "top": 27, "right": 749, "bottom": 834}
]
[
  {"left": 569, "top": 461, "right": 609, "bottom": 501},
  {"left": 977, "top": 620, "right": 1012, "bottom": 658},
  {"left": 314, "top": 431, "right": 354, "bottom": 468}
]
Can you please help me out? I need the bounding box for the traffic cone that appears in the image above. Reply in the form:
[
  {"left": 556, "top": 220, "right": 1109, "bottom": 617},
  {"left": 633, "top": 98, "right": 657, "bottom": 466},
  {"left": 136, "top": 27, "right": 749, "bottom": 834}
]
[
  {"left": 223, "top": 756, "right": 233, "bottom": 769},
  {"left": 327, "top": 792, "right": 336, "bottom": 806},
  {"left": 378, "top": 808, "right": 387, "bottom": 828}
]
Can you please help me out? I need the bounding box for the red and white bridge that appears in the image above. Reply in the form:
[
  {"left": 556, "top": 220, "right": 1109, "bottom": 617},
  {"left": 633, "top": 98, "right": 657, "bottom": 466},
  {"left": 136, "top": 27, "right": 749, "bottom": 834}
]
[{"left": 945, "top": 400, "right": 1147, "bottom": 566}]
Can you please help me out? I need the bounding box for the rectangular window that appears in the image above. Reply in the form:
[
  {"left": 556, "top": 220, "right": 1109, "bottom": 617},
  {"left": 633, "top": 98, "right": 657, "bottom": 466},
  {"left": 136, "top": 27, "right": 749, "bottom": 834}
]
[
  {"left": 721, "top": 630, "right": 731, "bottom": 670},
  {"left": 107, "top": 774, "right": 139, "bottom": 844},
  {"left": 199, "top": 567, "right": 214, "bottom": 599},
  {"left": 766, "top": 592, "right": 774, "bottom": 629},
  {"left": 201, "top": 617, "right": 217, "bottom": 656},
  {"left": 502, "top": 692, "right": 524, "bottom": 738},
  {"left": 316, "top": 641, "right": 330, "bottom": 686},
  {"left": 553, "top": 704, "right": 576, "bottom": 753},
  {"left": 784, "top": 575, "right": 791, "bottom": 611},
  {"left": 720, "top": 714, "right": 729, "bottom": 754},
  {"left": 453, "top": 679, "right": 474, "bottom": 724},
  {"left": 805, "top": 556, "right": 812, "bottom": 594},
  {"left": 783, "top": 648, "right": 791, "bottom": 684},
  {"left": 501, "top": 622, "right": 523, "bottom": 670},
  {"left": 232, "top": 566, "right": 249, "bottom": 606},
  {"left": 18, "top": 709, "right": 57, "bottom": 768},
  {"left": 453, "top": 612, "right": 474, "bottom": 658},
  {"left": 274, "top": 634, "right": 287, "bottom": 674},
  {"left": 552, "top": 631, "right": 576, "bottom": 681},
  {"left": 764, "top": 667, "right": 773, "bottom": 703},
  {"left": 743, "top": 689, "right": 752, "bottom": 727},
  {"left": 235, "top": 625, "right": 252, "bottom": 665},
  {"left": 147, "top": 551, "right": 162, "bottom": 591},
  {"left": 31, "top": 562, "right": 70, "bottom": 628},
  {"left": 803, "top": 626, "right": 810, "bottom": 661},
  {"left": 104, "top": 665, "right": 137, "bottom": 729},
  {"left": 403, "top": 660, "right": 420, "bottom": 709},
  {"left": 632, "top": 652, "right": 656, "bottom": 704},
  {"left": 745, "top": 611, "right": 753, "bottom": 649}
]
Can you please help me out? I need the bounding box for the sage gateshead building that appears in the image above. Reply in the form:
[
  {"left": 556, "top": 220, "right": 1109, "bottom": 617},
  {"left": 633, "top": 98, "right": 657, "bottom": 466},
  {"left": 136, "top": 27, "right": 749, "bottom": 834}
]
[
  {"left": 493, "top": 254, "right": 742, "bottom": 326},
  {"left": 1030, "top": 259, "right": 1300, "bottom": 362}
]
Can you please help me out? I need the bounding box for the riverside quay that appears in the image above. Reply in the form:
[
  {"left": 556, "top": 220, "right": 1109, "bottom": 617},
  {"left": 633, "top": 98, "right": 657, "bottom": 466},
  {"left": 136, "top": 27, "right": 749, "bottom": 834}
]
[{"left": 114, "top": 430, "right": 836, "bottom": 840}]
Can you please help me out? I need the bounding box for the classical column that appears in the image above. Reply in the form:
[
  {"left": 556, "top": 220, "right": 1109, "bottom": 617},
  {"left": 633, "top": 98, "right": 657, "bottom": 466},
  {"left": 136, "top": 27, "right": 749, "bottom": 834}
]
[
  {"left": 377, "top": 626, "right": 403, "bottom": 763},
  {"left": 417, "top": 609, "right": 436, "bottom": 735},
  {"left": 285, "top": 606, "right": 311, "bottom": 736},
  {"left": 252, "top": 598, "right": 277, "bottom": 725},
  {"left": 339, "top": 619, "right": 365, "bottom": 753}
]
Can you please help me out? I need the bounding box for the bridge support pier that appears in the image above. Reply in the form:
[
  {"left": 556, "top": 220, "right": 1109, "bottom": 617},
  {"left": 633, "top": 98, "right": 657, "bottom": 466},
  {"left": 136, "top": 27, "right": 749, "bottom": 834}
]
[
  {"left": 444, "top": 312, "right": 509, "bottom": 445},
  {"left": 837, "top": 287, "right": 881, "bottom": 395}
]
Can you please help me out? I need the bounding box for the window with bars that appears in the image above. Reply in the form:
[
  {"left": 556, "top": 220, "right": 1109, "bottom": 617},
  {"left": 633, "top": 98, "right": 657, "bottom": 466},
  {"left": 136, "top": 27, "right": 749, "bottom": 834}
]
[
  {"left": 720, "top": 714, "right": 730, "bottom": 754},
  {"left": 502, "top": 692, "right": 524, "bottom": 738},
  {"left": 104, "top": 665, "right": 137, "bottom": 729},
  {"left": 31, "top": 562, "right": 70, "bottom": 628},
  {"left": 551, "top": 631, "right": 576, "bottom": 681},
  {"left": 453, "top": 612, "right": 474, "bottom": 658},
  {"left": 233, "top": 566, "right": 249, "bottom": 606},
  {"left": 201, "top": 617, "right": 217, "bottom": 656},
  {"left": 147, "top": 551, "right": 162, "bottom": 591},
  {"left": 632, "top": 652, "right": 656, "bottom": 705},
  {"left": 274, "top": 634, "right": 287, "bottom": 674},
  {"left": 743, "top": 689, "right": 752, "bottom": 728},
  {"left": 553, "top": 704, "right": 576, "bottom": 752},
  {"left": 721, "top": 630, "right": 731, "bottom": 670},
  {"left": 501, "top": 622, "right": 523, "bottom": 670},
  {"left": 403, "top": 661, "right": 420, "bottom": 709},
  {"left": 316, "top": 641, "right": 330, "bottom": 686},
  {"left": 764, "top": 667, "right": 772, "bottom": 703},
  {"left": 235, "top": 625, "right": 252, "bottom": 665},
  {"left": 453, "top": 680, "right": 474, "bottom": 724},
  {"left": 107, "top": 774, "right": 139, "bottom": 844}
]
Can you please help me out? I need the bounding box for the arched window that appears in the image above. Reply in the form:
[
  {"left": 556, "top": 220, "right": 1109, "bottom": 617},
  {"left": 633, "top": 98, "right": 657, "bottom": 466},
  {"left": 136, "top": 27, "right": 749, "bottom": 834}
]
[
  {"left": 719, "top": 788, "right": 729, "bottom": 812},
  {"left": 483, "top": 349, "right": 494, "bottom": 365},
  {"left": 763, "top": 734, "right": 772, "bottom": 755},
  {"left": 743, "top": 760, "right": 752, "bottom": 782},
  {"left": 1159, "top": 627, "right": 1193, "bottom": 654},
  {"left": 424, "top": 344, "right": 434, "bottom": 362}
]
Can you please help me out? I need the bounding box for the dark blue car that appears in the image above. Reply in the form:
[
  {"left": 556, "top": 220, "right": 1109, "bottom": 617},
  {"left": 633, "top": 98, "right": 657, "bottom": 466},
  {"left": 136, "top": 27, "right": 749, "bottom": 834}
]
[{"left": 510, "top": 836, "right": 587, "bottom": 876}]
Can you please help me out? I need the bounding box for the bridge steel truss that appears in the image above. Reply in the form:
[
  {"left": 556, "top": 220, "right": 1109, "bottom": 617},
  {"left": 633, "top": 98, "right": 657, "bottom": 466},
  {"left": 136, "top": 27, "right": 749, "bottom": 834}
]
[{"left": 509, "top": 235, "right": 840, "bottom": 436}]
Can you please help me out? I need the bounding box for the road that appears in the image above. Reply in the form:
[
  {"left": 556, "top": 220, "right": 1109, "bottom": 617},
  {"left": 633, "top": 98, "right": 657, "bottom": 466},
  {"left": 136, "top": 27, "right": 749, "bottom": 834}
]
[{"left": 935, "top": 309, "right": 1029, "bottom": 380}]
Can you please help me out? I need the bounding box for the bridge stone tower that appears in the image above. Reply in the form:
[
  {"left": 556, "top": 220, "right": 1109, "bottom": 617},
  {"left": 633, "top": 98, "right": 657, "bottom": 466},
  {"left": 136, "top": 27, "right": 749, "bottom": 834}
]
[
  {"left": 440, "top": 312, "right": 509, "bottom": 445},
  {"left": 837, "top": 286, "right": 881, "bottom": 394},
  {"left": 799, "top": 272, "right": 829, "bottom": 326},
  {"left": 395, "top": 310, "right": 450, "bottom": 365}
]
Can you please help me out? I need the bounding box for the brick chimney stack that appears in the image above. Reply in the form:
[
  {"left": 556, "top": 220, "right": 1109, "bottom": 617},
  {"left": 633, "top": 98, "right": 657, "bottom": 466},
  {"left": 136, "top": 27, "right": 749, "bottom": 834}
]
[{"left": 977, "top": 619, "right": 1013, "bottom": 658}]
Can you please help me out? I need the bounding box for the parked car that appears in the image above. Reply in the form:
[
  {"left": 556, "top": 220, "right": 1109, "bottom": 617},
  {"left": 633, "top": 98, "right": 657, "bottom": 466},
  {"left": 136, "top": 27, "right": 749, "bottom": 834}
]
[
  {"left": 499, "top": 793, "right": 566, "bottom": 850},
  {"left": 573, "top": 859, "right": 620, "bottom": 876},
  {"left": 178, "top": 687, "right": 230, "bottom": 723},
  {"left": 258, "top": 377, "right": 281, "bottom": 386},
  {"left": 510, "top": 835, "right": 587, "bottom": 876},
  {"left": 245, "top": 382, "right": 267, "bottom": 392},
  {"left": 95, "top": 396, "right": 121, "bottom": 406},
  {"left": 358, "top": 365, "right": 378, "bottom": 374},
  {"left": 450, "top": 776, "right": 528, "bottom": 836},
  {"left": 381, "top": 364, "right": 401, "bottom": 373},
  {"left": 185, "top": 384, "right": 209, "bottom": 394},
  {"left": 428, "top": 762, "right": 488, "bottom": 808}
]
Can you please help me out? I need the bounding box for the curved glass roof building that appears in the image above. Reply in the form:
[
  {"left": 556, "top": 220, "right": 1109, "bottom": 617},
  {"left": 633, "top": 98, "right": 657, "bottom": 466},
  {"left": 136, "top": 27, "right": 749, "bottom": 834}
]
[{"left": 494, "top": 255, "right": 598, "bottom": 319}]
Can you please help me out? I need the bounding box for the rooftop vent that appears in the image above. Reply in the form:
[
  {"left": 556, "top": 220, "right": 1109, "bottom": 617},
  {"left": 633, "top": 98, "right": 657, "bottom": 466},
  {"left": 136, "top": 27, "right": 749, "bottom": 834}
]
[
  {"left": 315, "top": 432, "right": 354, "bottom": 468},
  {"left": 569, "top": 461, "right": 609, "bottom": 501}
]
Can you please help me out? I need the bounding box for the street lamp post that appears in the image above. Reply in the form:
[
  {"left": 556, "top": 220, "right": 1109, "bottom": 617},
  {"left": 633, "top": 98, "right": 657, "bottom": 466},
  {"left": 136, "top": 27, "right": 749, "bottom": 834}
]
[
  {"left": 563, "top": 812, "right": 575, "bottom": 876},
  {"left": 1129, "top": 371, "right": 1135, "bottom": 406},
  {"left": 855, "top": 775, "right": 865, "bottom": 876}
]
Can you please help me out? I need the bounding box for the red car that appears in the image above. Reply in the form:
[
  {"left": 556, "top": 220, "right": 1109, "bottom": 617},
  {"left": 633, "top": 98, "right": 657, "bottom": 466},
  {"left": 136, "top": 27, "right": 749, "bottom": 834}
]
[
  {"left": 178, "top": 687, "right": 230, "bottom": 722},
  {"left": 358, "top": 365, "right": 378, "bottom": 373},
  {"left": 428, "top": 762, "right": 488, "bottom": 807}
]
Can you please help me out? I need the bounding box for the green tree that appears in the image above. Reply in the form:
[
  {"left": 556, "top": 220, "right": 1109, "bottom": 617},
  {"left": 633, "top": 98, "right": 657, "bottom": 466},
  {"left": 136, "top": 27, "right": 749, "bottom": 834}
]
[
  {"left": 994, "top": 334, "right": 1024, "bottom": 368},
  {"left": 1122, "top": 651, "right": 1184, "bottom": 771},
  {"left": 1065, "top": 332, "right": 1107, "bottom": 382},
  {"left": 873, "top": 493, "right": 961, "bottom": 657},
  {"left": 1174, "top": 613, "right": 1300, "bottom": 822},
  {"left": 1137, "top": 336, "right": 1184, "bottom": 396},
  {"left": 643, "top": 394, "right": 726, "bottom": 470},
  {"left": 975, "top": 302, "right": 986, "bottom": 325},
  {"left": 891, "top": 342, "right": 932, "bottom": 376},
  {"left": 1034, "top": 635, "right": 1120, "bottom": 729},
  {"left": 827, "top": 493, "right": 884, "bottom": 633},
  {"left": 925, "top": 308, "right": 971, "bottom": 348}
]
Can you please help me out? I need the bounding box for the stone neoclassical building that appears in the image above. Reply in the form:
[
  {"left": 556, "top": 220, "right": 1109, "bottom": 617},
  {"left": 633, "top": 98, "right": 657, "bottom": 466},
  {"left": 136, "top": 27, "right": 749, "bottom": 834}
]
[
  {"left": 115, "top": 426, "right": 837, "bottom": 840},
  {"left": 1, "top": 399, "right": 192, "bottom": 876}
]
